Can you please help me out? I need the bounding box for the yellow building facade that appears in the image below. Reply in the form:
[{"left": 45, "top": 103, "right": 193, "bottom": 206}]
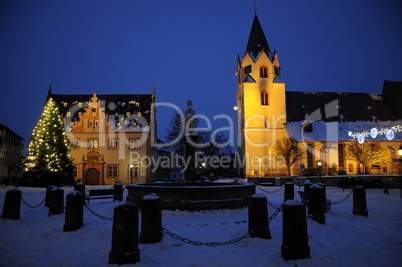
[
  {"left": 236, "top": 14, "right": 402, "bottom": 178},
  {"left": 52, "top": 90, "right": 157, "bottom": 185}
]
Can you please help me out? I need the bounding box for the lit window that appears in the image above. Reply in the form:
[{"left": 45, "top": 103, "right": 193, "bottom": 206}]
[
  {"left": 108, "top": 139, "right": 119, "bottom": 149},
  {"left": 107, "top": 165, "right": 118, "bottom": 178},
  {"left": 136, "top": 102, "right": 140, "bottom": 107},
  {"left": 338, "top": 144, "right": 345, "bottom": 168},
  {"left": 129, "top": 164, "right": 139, "bottom": 179},
  {"left": 137, "top": 112, "right": 141, "bottom": 116},
  {"left": 63, "top": 102, "right": 68, "bottom": 107},
  {"left": 307, "top": 144, "right": 314, "bottom": 168},
  {"left": 129, "top": 139, "right": 140, "bottom": 149},
  {"left": 94, "top": 120, "right": 99, "bottom": 127},
  {"left": 261, "top": 91, "right": 268, "bottom": 105},
  {"left": 122, "top": 102, "right": 125, "bottom": 106},
  {"left": 260, "top": 65, "right": 268, "bottom": 78},
  {"left": 132, "top": 121, "right": 137, "bottom": 127},
  {"left": 126, "top": 112, "right": 130, "bottom": 117},
  {"left": 88, "top": 120, "right": 93, "bottom": 127},
  {"left": 71, "top": 139, "right": 80, "bottom": 149},
  {"left": 66, "top": 112, "right": 71, "bottom": 117},
  {"left": 88, "top": 139, "right": 99, "bottom": 149}
]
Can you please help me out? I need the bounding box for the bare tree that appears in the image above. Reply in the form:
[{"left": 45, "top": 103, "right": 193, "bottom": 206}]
[
  {"left": 274, "top": 137, "right": 305, "bottom": 176},
  {"left": 347, "top": 142, "right": 392, "bottom": 174}
]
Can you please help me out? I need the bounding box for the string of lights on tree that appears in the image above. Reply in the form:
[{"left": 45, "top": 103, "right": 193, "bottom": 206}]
[
  {"left": 24, "top": 97, "right": 71, "bottom": 173},
  {"left": 348, "top": 124, "right": 402, "bottom": 144}
]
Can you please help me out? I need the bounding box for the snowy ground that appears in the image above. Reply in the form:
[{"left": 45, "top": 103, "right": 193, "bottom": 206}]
[{"left": 1, "top": 184, "right": 401, "bottom": 267}]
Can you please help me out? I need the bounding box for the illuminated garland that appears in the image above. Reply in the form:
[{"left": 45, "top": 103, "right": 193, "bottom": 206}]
[{"left": 348, "top": 125, "right": 402, "bottom": 144}]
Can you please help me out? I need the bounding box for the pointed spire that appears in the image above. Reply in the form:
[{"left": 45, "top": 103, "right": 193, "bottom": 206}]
[
  {"left": 90, "top": 90, "right": 98, "bottom": 103},
  {"left": 152, "top": 84, "right": 156, "bottom": 102},
  {"left": 246, "top": 14, "right": 271, "bottom": 58},
  {"left": 48, "top": 84, "right": 52, "bottom": 96}
]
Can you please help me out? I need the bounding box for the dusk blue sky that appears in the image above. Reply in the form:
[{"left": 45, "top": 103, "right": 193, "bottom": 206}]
[{"left": 1, "top": 0, "right": 401, "bottom": 149}]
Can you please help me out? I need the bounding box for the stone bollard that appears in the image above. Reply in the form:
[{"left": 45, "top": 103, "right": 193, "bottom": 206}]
[
  {"left": 303, "top": 180, "right": 312, "bottom": 205},
  {"left": 45, "top": 185, "right": 56, "bottom": 207},
  {"left": 48, "top": 187, "right": 64, "bottom": 216},
  {"left": 63, "top": 191, "right": 84, "bottom": 232},
  {"left": 318, "top": 182, "right": 328, "bottom": 213},
  {"left": 113, "top": 182, "right": 124, "bottom": 202},
  {"left": 1, "top": 189, "right": 22, "bottom": 220},
  {"left": 352, "top": 186, "right": 368, "bottom": 217},
  {"left": 248, "top": 193, "right": 271, "bottom": 239},
  {"left": 284, "top": 182, "right": 294, "bottom": 201},
  {"left": 109, "top": 203, "right": 140, "bottom": 264},
  {"left": 74, "top": 183, "right": 86, "bottom": 203},
  {"left": 281, "top": 199, "right": 310, "bottom": 261},
  {"left": 140, "top": 194, "right": 163, "bottom": 244},
  {"left": 308, "top": 184, "right": 325, "bottom": 224}
]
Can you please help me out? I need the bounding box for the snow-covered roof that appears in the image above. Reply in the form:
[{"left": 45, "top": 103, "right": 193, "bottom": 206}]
[{"left": 285, "top": 120, "right": 402, "bottom": 142}]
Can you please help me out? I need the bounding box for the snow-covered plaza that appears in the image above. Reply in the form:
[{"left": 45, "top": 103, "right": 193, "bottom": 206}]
[{"left": 1, "top": 184, "right": 401, "bottom": 267}]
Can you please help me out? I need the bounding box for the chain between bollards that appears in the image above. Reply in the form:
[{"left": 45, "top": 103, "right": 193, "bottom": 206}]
[
  {"left": 268, "top": 202, "right": 285, "bottom": 223},
  {"left": 329, "top": 190, "right": 353, "bottom": 205},
  {"left": 84, "top": 203, "right": 113, "bottom": 221},
  {"left": 162, "top": 227, "right": 250, "bottom": 247},
  {"left": 22, "top": 196, "right": 46, "bottom": 208},
  {"left": 257, "top": 184, "right": 285, "bottom": 193}
]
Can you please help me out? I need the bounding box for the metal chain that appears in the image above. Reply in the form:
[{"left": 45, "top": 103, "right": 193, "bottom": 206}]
[
  {"left": 257, "top": 184, "right": 284, "bottom": 193},
  {"left": 329, "top": 190, "right": 353, "bottom": 205},
  {"left": 84, "top": 203, "right": 113, "bottom": 221},
  {"left": 266, "top": 198, "right": 282, "bottom": 210},
  {"left": 268, "top": 201, "right": 284, "bottom": 222},
  {"left": 162, "top": 227, "right": 250, "bottom": 246},
  {"left": 21, "top": 196, "right": 46, "bottom": 208}
]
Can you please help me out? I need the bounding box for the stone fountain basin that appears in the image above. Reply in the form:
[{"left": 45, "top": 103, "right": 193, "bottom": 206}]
[{"left": 126, "top": 182, "right": 256, "bottom": 211}]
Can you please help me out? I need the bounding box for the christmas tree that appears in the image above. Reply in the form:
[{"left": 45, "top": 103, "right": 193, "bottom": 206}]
[{"left": 23, "top": 97, "right": 74, "bottom": 186}]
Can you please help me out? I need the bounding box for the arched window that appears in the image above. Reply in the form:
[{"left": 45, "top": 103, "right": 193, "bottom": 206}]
[
  {"left": 338, "top": 144, "right": 345, "bottom": 168},
  {"left": 307, "top": 144, "right": 314, "bottom": 168},
  {"left": 260, "top": 65, "right": 268, "bottom": 78},
  {"left": 261, "top": 91, "right": 268, "bottom": 105}
]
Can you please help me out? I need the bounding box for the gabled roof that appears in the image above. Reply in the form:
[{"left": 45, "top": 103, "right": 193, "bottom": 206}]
[
  {"left": 382, "top": 80, "right": 402, "bottom": 119},
  {"left": 50, "top": 93, "right": 153, "bottom": 126},
  {"left": 246, "top": 15, "right": 271, "bottom": 59},
  {"left": 286, "top": 90, "right": 400, "bottom": 123}
]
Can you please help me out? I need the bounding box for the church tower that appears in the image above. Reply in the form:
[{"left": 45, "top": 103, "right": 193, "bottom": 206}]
[{"left": 235, "top": 13, "right": 287, "bottom": 178}]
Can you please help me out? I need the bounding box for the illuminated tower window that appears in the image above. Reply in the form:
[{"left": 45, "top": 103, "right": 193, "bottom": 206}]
[
  {"left": 260, "top": 65, "right": 268, "bottom": 78},
  {"left": 261, "top": 91, "right": 268, "bottom": 105}
]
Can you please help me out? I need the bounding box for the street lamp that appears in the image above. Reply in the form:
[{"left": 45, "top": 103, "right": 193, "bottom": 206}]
[
  {"left": 129, "top": 163, "right": 134, "bottom": 184},
  {"left": 397, "top": 145, "right": 402, "bottom": 157},
  {"left": 398, "top": 146, "right": 402, "bottom": 197},
  {"left": 317, "top": 160, "right": 322, "bottom": 182}
]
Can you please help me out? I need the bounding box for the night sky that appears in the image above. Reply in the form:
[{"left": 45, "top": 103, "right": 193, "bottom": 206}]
[{"left": 1, "top": 0, "right": 401, "bottom": 150}]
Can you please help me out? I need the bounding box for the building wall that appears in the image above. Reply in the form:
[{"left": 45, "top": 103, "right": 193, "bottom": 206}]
[
  {"left": 237, "top": 51, "right": 287, "bottom": 178},
  {"left": 289, "top": 141, "right": 401, "bottom": 176},
  {"left": 0, "top": 124, "right": 24, "bottom": 182},
  {"left": 57, "top": 92, "right": 156, "bottom": 185}
]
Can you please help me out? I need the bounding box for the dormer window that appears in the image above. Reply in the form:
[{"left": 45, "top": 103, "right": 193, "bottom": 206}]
[
  {"left": 260, "top": 65, "right": 268, "bottom": 78},
  {"left": 274, "top": 66, "right": 280, "bottom": 77},
  {"left": 245, "top": 65, "right": 252, "bottom": 74}
]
